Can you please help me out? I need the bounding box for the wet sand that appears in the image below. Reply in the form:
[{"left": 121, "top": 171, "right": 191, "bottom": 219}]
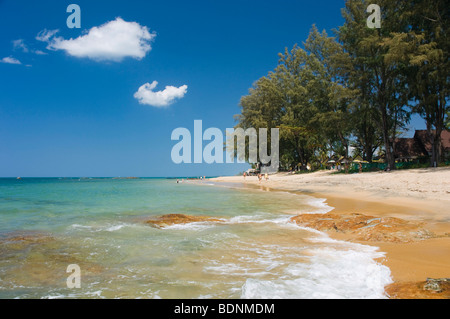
[{"left": 210, "top": 167, "right": 450, "bottom": 298}]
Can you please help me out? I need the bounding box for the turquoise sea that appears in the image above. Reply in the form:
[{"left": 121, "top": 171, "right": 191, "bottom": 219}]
[{"left": 0, "top": 178, "right": 392, "bottom": 299}]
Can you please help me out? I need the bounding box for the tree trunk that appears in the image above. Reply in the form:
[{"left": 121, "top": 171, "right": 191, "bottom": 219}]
[
  {"left": 434, "top": 93, "right": 445, "bottom": 165},
  {"left": 338, "top": 132, "right": 349, "bottom": 159},
  {"left": 380, "top": 106, "right": 394, "bottom": 170},
  {"left": 364, "top": 145, "right": 374, "bottom": 163},
  {"left": 434, "top": 127, "right": 442, "bottom": 165},
  {"left": 426, "top": 122, "right": 437, "bottom": 167}
]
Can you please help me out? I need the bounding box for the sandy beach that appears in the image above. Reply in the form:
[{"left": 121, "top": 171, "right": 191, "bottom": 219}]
[{"left": 211, "top": 167, "right": 450, "bottom": 298}]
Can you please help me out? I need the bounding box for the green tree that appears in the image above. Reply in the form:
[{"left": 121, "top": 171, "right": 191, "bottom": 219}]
[
  {"left": 383, "top": 0, "right": 449, "bottom": 166},
  {"left": 236, "top": 26, "right": 354, "bottom": 170},
  {"left": 338, "top": 0, "right": 411, "bottom": 170},
  {"left": 305, "top": 26, "right": 354, "bottom": 160},
  {"left": 236, "top": 43, "right": 316, "bottom": 170}
]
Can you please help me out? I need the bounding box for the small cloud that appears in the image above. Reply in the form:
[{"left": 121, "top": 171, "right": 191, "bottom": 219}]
[
  {"left": 36, "top": 29, "right": 59, "bottom": 42},
  {"left": 13, "top": 39, "right": 47, "bottom": 55},
  {"left": 1, "top": 56, "right": 22, "bottom": 65},
  {"left": 134, "top": 81, "right": 188, "bottom": 107},
  {"left": 37, "top": 18, "right": 155, "bottom": 62},
  {"left": 12, "top": 39, "right": 29, "bottom": 53}
]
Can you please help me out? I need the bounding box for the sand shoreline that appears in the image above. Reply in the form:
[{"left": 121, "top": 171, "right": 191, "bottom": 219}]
[{"left": 209, "top": 167, "right": 450, "bottom": 298}]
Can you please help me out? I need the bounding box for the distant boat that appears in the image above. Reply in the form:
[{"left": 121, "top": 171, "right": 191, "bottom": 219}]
[{"left": 16, "top": 177, "right": 21, "bottom": 180}]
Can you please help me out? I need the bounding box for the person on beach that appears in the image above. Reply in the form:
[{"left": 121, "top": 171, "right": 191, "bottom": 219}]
[
  {"left": 243, "top": 172, "right": 246, "bottom": 180},
  {"left": 265, "top": 173, "right": 268, "bottom": 181},
  {"left": 258, "top": 174, "right": 262, "bottom": 183}
]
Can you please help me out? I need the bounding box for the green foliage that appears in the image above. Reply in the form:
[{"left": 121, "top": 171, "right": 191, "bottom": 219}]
[
  {"left": 236, "top": 26, "right": 353, "bottom": 170},
  {"left": 381, "top": 0, "right": 449, "bottom": 165},
  {"left": 234, "top": 0, "right": 449, "bottom": 171},
  {"left": 338, "top": 0, "right": 416, "bottom": 170}
]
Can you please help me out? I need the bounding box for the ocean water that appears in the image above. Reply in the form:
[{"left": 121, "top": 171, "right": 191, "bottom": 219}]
[{"left": 0, "top": 178, "right": 392, "bottom": 299}]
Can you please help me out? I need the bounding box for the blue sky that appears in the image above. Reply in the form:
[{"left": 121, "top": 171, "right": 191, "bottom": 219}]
[{"left": 0, "top": 0, "right": 425, "bottom": 177}]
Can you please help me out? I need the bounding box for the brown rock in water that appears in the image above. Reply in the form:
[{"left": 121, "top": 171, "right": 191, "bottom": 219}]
[
  {"left": 290, "top": 212, "right": 434, "bottom": 243},
  {"left": 145, "top": 214, "right": 223, "bottom": 228},
  {"left": 386, "top": 279, "right": 450, "bottom": 299},
  {"left": 0, "top": 231, "right": 54, "bottom": 244}
]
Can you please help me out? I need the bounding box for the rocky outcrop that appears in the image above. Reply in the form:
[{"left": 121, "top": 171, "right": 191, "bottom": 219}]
[
  {"left": 290, "top": 212, "right": 435, "bottom": 243},
  {"left": 145, "top": 214, "right": 224, "bottom": 228},
  {"left": 386, "top": 278, "right": 450, "bottom": 299}
]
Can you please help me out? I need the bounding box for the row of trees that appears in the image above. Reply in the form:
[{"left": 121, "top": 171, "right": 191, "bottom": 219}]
[{"left": 235, "top": 0, "right": 449, "bottom": 171}]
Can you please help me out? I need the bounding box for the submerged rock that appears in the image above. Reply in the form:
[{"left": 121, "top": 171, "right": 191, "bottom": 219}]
[
  {"left": 145, "top": 213, "right": 224, "bottom": 228},
  {"left": 0, "top": 231, "right": 54, "bottom": 245},
  {"left": 0, "top": 230, "right": 104, "bottom": 289}
]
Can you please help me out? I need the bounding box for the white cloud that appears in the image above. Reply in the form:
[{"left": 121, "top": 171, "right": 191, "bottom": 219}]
[
  {"left": 12, "top": 39, "right": 28, "bottom": 52},
  {"left": 134, "top": 81, "right": 188, "bottom": 107},
  {"left": 36, "top": 29, "right": 59, "bottom": 42},
  {"left": 13, "top": 39, "right": 47, "bottom": 55},
  {"left": 1, "top": 56, "right": 22, "bottom": 65},
  {"left": 37, "top": 18, "right": 155, "bottom": 62}
]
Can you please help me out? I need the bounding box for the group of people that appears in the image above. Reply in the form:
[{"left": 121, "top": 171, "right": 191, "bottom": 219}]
[{"left": 243, "top": 172, "right": 269, "bottom": 182}]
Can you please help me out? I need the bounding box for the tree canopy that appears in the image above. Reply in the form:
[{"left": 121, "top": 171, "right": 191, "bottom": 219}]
[{"left": 235, "top": 0, "right": 449, "bottom": 171}]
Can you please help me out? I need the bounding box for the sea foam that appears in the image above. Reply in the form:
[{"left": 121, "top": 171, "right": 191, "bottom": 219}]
[
  {"left": 240, "top": 225, "right": 392, "bottom": 299},
  {"left": 241, "top": 245, "right": 392, "bottom": 299}
]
